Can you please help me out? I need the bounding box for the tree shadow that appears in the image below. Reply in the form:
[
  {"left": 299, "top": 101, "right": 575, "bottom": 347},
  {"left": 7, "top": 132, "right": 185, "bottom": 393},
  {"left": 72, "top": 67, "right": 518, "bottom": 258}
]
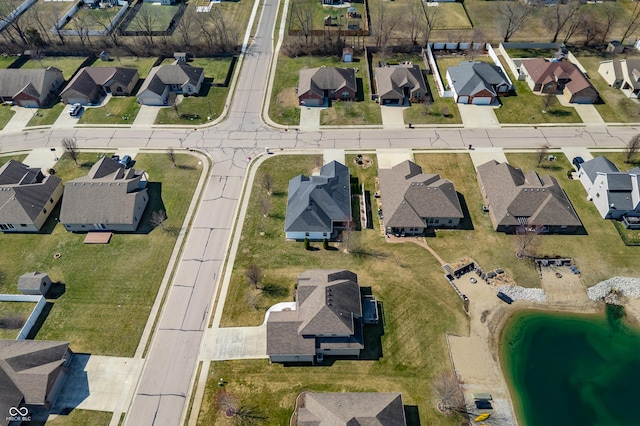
[
  {"left": 547, "top": 109, "right": 572, "bottom": 117},
  {"left": 261, "top": 282, "right": 289, "bottom": 298},
  {"left": 136, "top": 182, "right": 166, "bottom": 235},
  {"left": 404, "top": 405, "right": 421, "bottom": 426}
]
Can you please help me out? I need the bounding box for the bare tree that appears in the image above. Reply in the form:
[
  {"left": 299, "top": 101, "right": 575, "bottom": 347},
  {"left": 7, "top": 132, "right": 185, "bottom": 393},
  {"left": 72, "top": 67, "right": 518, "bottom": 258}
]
[
  {"left": 562, "top": 8, "right": 584, "bottom": 44},
  {"left": 498, "top": 1, "right": 532, "bottom": 43},
  {"left": 536, "top": 143, "right": 550, "bottom": 166},
  {"left": 406, "top": 0, "right": 424, "bottom": 45},
  {"left": 71, "top": 13, "right": 92, "bottom": 48},
  {"left": 420, "top": 1, "right": 440, "bottom": 47},
  {"left": 620, "top": 1, "right": 640, "bottom": 44},
  {"left": 27, "top": 3, "right": 53, "bottom": 46},
  {"left": 580, "top": 14, "right": 604, "bottom": 47},
  {"left": 624, "top": 133, "right": 640, "bottom": 163},
  {"left": 514, "top": 224, "right": 543, "bottom": 258},
  {"left": 62, "top": 137, "right": 79, "bottom": 165},
  {"left": 167, "top": 147, "right": 176, "bottom": 167},
  {"left": 599, "top": 3, "right": 618, "bottom": 46},
  {"left": 0, "top": 0, "right": 29, "bottom": 45},
  {"left": 541, "top": 93, "right": 556, "bottom": 113},
  {"left": 49, "top": 2, "right": 67, "bottom": 45},
  {"left": 372, "top": 2, "right": 398, "bottom": 49},
  {"left": 245, "top": 263, "right": 262, "bottom": 290},
  {"left": 546, "top": 0, "right": 582, "bottom": 44},
  {"left": 290, "top": 0, "right": 316, "bottom": 46},
  {"left": 150, "top": 210, "right": 167, "bottom": 230},
  {"left": 432, "top": 371, "right": 467, "bottom": 417},
  {"left": 208, "top": 6, "right": 238, "bottom": 52},
  {"left": 259, "top": 196, "right": 270, "bottom": 217},
  {"left": 131, "top": 4, "right": 157, "bottom": 46},
  {"left": 262, "top": 172, "right": 272, "bottom": 195},
  {"left": 175, "top": 7, "right": 194, "bottom": 47}
]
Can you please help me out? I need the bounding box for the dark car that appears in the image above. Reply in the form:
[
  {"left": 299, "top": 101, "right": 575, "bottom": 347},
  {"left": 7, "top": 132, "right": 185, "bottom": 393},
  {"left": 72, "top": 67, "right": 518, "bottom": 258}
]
[
  {"left": 119, "top": 155, "right": 132, "bottom": 168},
  {"left": 572, "top": 156, "right": 585, "bottom": 170}
]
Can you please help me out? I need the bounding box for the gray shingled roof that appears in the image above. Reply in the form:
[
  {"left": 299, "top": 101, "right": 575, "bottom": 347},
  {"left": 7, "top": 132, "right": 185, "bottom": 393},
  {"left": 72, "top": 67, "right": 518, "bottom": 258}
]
[
  {"left": 285, "top": 161, "right": 351, "bottom": 234},
  {"left": 477, "top": 160, "right": 581, "bottom": 228},
  {"left": 139, "top": 63, "right": 204, "bottom": 96},
  {"left": 60, "top": 67, "right": 138, "bottom": 99},
  {"left": 0, "top": 339, "right": 70, "bottom": 419},
  {"left": 447, "top": 61, "right": 508, "bottom": 97},
  {"left": 0, "top": 160, "right": 62, "bottom": 224},
  {"left": 59, "top": 157, "right": 147, "bottom": 226},
  {"left": 378, "top": 160, "right": 463, "bottom": 228},
  {"left": 374, "top": 63, "right": 427, "bottom": 99},
  {"left": 297, "top": 392, "right": 407, "bottom": 426},
  {"left": 581, "top": 156, "right": 619, "bottom": 183},
  {"left": 17, "top": 271, "right": 49, "bottom": 291},
  {"left": 298, "top": 67, "right": 356, "bottom": 98},
  {"left": 267, "top": 270, "right": 363, "bottom": 357},
  {"left": 0, "top": 68, "right": 62, "bottom": 100}
]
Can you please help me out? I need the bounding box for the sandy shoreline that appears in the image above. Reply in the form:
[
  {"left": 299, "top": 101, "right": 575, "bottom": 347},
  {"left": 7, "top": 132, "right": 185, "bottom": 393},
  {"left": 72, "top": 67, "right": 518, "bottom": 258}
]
[{"left": 445, "top": 263, "right": 637, "bottom": 425}]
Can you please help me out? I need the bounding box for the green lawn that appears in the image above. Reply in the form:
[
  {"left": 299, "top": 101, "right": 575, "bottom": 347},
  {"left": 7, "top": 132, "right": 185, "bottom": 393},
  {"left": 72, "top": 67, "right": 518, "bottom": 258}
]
[
  {"left": 0, "top": 302, "right": 35, "bottom": 339},
  {"left": 92, "top": 56, "right": 158, "bottom": 79},
  {"left": 0, "top": 152, "right": 203, "bottom": 356},
  {"left": 46, "top": 409, "right": 112, "bottom": 426},
  {"left": 403, "top": 74, "right": 462, "bottom": 125},
  {"left": 433, "top": 3, "right": 472, "bottom": 29},
  {"left": 0, "top": 104, "right": 16, "bottom": 130},
  {"left": 0, "top": 56, "right": 18, "bottom": 69},
  {"left": 126, "top": 4, "right": 179, "bottom": 31},
  {"left": 155, "top": 58, "right": 234, "bottom": 125},
  {"left": 288, "top": 0, "right": 366, "bottom": 32},
  {"left": 79, "top": 97, "right": 140, "bottom": 125},
  {"left": 0, "top": 154, "right": 28, "bottom": 167},
  {"left": 27, "top": 103, "right": 65, "bottom": 127},
  {"left": 575, "top": 54, "right": 640, "bottom": 123},
  {"left": 22, "top": 57, "right": 87, "bottom": 80},
  {"left": 269, "top": 55, "right": 302, "bottom": 126},
  {"left": 63, "top": 6, "right": 122, "bottom": 30}
]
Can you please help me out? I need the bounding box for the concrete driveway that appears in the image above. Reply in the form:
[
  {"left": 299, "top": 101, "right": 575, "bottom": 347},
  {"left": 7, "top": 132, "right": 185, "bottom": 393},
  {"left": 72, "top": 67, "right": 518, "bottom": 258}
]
[
  {"left": 210, "top": 326, "right": 267, "bottom": 360},
  {"left": 376, "top": 149, "right": 414, "bottom": 168},
  {"left": 556, "top": 96, "right": 605, "bottom": 126},
  {"left": 132, "top": 105, "right": 159, "bottom": 127},
  {"left": 380, "top": 105, "right": 406, "bottom": 129},
  {"left": 323, "top": 149, "right": 345, "bottom": 165},
  {"left": 52, "top": 106, "right": 82, "bottom": 128},
  {"left": 458, "top": 104, "right": 500, "bottom": 128},
  {"left": 468, "top": 147, "right": 508, "bottom": 170},
  {"left": 1, "top": 106, "right": 37, "bottom": 133},
  {"left": 22, "top": 147, "right": 63, "bottom": 172},
  {"left": 299, "top": 106, "right": 323, "bottom": 131}
]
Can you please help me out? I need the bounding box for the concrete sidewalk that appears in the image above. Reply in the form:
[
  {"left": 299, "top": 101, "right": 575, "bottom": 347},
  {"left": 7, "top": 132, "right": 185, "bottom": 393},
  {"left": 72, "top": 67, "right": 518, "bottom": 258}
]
[{"left": 1, "top": 106, "right": 36, "bottom": 133}]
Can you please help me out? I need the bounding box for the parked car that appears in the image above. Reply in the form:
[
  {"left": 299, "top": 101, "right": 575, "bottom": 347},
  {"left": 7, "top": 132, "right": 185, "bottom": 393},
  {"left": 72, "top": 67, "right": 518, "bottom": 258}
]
[
  {"left": 572, "top": 156, "right": 585, "bottom": 170},
  {"left": 119, "top": 155, "right": 132, "bottom": 168},
  {"left": 69, "top": 103, "right": 82, "bottom": 117}
]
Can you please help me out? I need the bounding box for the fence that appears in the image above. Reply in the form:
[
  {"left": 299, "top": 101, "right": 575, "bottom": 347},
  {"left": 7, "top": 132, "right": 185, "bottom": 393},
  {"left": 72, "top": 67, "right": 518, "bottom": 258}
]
[
  {"left": 425, "top": 44, "right": 453, "bottom": 98},
  {"left": 0, "top": 0, "right": 37, "bottom": 32},
  {"left": 487, "top": 43, "right": 513, "bottom": 90},
  {"left": 52, "top": 0, "right": 129, "bottom": 37},
  {"left": 0, "top": 294, "right": 47, "bottom": 340}
]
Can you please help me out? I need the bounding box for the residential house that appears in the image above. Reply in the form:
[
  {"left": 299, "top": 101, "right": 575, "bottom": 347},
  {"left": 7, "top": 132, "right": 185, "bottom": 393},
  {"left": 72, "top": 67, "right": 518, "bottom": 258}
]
[
  {"left": 17, "top": 271, "right": 52, "bottom": 296},
  {"left": 267, "top": 270, "right": 374, "bottom": 364},
  {"left": 476, "top": 160, "right": 582, "bottom": 234},
  {"left": 378, "top": 160, "right": 463, "bottom": 235},
  {"left": 295, "top": 392, "right": 407, "bottom": 425},
  {"left": 143, "top": 0, "right": 175, "bottom": 4},
  {"left": 0, "top": 339, "right": 72, "bottom": 426},
  {"left": 60, "top": 157, "right": 149, "bottom": 232},
  {"left": 375, "top": 62, "right": 427, "bottom": 105},
  {"left": 446, "top": 61, "right": 510, "bottom": 105},
  {"left": 137, "top": 63, "right": 204, "bottom": 106},
  {"left": 521, "top": 58, "right": 599, "bottom": 104},
  {"left": 598, "top": 59, "right": 640, "bottom": 99},
  {"left": 285, "top": 161, "right": 351, "bottom": 240},
  {"left": 298, "top": 67, "right": 357, "bottom": 106},
  {"left": 0, "top": 68, "right": 64, "bottom": 107},
  {"left": 577, "top": 156, "right": 640, "bottom": 226},
  {"left": 0, "top": 160, "right": 63, "bottom": 233},
  {"left": 60, "top": 67, "right": 139, "bottom": 105}
]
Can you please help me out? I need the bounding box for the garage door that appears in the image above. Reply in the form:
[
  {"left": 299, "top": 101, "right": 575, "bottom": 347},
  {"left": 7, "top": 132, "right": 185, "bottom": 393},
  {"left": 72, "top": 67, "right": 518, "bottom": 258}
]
[
  {"left": 571, "top": 96, "right": 594, "bottom": 104},
  {"left": 302, "top": 98, "right": 321, "bottom": 107},
  {"left": 457, "top": 95, "right": 469, "bottom": 104},
  {"left": 18, "top": 100, "right": 38, "bottom": 108},
  {"left": 472, "top": 97, "right": 491, "bottom": 105},
  {"left": 66, "top": 98, "right": 87, "bottom": 106}
]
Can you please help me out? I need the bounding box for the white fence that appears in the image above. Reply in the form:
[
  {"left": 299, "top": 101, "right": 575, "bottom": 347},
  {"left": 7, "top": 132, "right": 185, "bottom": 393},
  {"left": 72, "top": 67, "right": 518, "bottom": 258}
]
[
  {"left": 486, "top": 43, "right": 514, "bottom": 90},
  {"left": 0, "top": 294, "right": 47, "bottom": 340},
  {"left": 0, "top": 0, "right": 38, "bottom": 32},
  {"left": 51, "top": 0, "right": 128, "bottom": 37},
  {"left": 426, "top": 44, "right": 453, "bottom": 98}
]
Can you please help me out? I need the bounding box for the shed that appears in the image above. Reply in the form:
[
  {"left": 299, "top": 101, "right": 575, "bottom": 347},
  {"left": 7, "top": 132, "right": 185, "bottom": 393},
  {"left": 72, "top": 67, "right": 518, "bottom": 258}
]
[
  {"left": 606, "top": 41, "right": 624, "bottom": 54},
  {"left": 342, "top": 47, "right": 354, "bottom": 63},
  {"left": 18, "top": 271, "right": 52, "bottom": 296},
  {"left": 174, "top": 52, "right": 188, "bottom": 62}
]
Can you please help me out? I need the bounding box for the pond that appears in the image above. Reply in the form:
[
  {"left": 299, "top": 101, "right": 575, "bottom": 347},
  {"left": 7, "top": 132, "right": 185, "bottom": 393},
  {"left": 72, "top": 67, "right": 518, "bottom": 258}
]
[{"left": 500, "top": 306, "right": 640, "bottom": 426}]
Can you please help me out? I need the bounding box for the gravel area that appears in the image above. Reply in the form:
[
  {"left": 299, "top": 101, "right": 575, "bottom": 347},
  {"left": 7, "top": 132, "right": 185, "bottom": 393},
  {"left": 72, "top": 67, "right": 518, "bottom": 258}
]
[
  {"left": 588, "top": 277, "right": 640, "bottom": 301},
  {"left": 497, "top": 285, "right": 547, "bottom": 302}
]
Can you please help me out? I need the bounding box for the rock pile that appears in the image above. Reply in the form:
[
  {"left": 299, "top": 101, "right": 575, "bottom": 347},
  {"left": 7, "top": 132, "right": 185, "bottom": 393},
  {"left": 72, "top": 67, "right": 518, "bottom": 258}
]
[
  {"left": 497, "top": 286, "right": 547, "bottom": 302},
  {"left": 588, "top": 277, "right": 640, "bottom": 301}
]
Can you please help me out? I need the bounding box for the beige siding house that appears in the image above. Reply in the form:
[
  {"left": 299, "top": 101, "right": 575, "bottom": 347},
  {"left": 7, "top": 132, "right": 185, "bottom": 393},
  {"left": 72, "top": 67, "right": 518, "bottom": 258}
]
[
  {"left": 0, "top": 68, "right": 64, "bottom": 107},
  {"left": 137, "top": 63, "right": 204, "bottom": 106}
]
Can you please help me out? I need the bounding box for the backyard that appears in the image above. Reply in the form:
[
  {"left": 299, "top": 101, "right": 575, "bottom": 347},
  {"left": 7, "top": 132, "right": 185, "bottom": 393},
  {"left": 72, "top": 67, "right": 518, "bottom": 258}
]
[
  {"left": 126, "top": 4, "right": 179, "bottom": 32},
  {"left": 287, "top": 0, "right": 366, "bottom": 32},
  {"left": 0, "top": 301, "right": 35, "bottom": 339},
  {"left": 0, "top": 152, "right": 203, "bottom": 356},
  {"left": 62, "top": 5, "right": 123, "bottom": 31},
  {"left": 155, "top": 57, "right": 234, "bottom": 125},
  {"left": 21, "top": 56, "right": 87, "bottom": 80},
  {"left": 79, "top": 97, "right": 141, "bottom": 125},
  {"left": 91, "top": 56, "right": 159, "bottom": 79}
]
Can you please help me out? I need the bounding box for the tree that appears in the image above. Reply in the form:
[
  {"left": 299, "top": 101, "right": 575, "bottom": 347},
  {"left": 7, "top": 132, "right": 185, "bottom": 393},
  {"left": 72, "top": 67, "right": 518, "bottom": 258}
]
[
  {"left": 432, "top": 371, "right": 467, "bottom": 417},
  {"left": 372, "top": 1, "right": 398, "bottom": 49},
  {"left": 620, "top": 1, "right": 640, "bottom": 44},
  {"left": 259, "top": 196, "right": 270, "bottom": 217},
  {"left": 599, "top": 3, "right": 618, "bottom": 46},
  {"left": 406, "top": 0, "right": 424, "bottom": 45},
  {"left": 167, "top": 147, "right": 176, "bottom": 167},
  {"left": 132, "top": 4, "right": 158, "bottom": 47},
  {"left": 579, "top": 14, "right": 604, "bottom": 47},
  {"left": 290, "top": 0, "right": 315, "bottom": 46},
  {"left": 244, "top": 263, "right": 262, "bottom": 289},
  {"left": 624, "top": 133, "right": 640, "bottom": 164},
  {"left": 303, "top": 237, "right": 310, "bottom": 250},
  {"left": 420, "top": 2, "right": 440, "bottom": 47},
  {"left": 562, "top": 7, "right": 584, "bottom": 44},
  {"left": 536, "top": 143, "right": 550, "bottom": 166},
  {"left": 150, "top": 210, "right": 167, "bottom": 230},
  {"left": 497, "top": 1, "right": 532, "bottom": 42},
  {"left": 62, "top": 137, "right": 79, "bottom": 165},
  {"left": 546, "top": 0, "right": 582, "bottom": 43},
  {"left": 262, "top": 172, "right": 272, "bottom": 195},
  {"left": 541, "top": 93, "right": 556, "bottom": 113},
  {"left": 175, "top": 7, "right": 195, "bottom": 47},
  {"left": 0, "top": 0, "right": 29, "bottom": 45},
  {"left": 514, "top": 224, "right": 543, "bottom": 258}
]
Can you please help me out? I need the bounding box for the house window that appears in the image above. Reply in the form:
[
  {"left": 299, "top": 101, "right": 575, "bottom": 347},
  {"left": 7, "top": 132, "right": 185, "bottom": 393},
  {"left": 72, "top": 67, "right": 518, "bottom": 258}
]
[
  {"left": 448, "top": 219, "right": 453, "bottom": 224},
  {"left": 50, "top": 198, "right": 54, "bottom": 203},
  {"left": 43, "top": 208, "right": 47, "bottom": 214},
  {"left": 20, "top": 224, "right": 27, "bottom": 227},
  {"left": 323, "top": 233, "right": 327, "bottom": 237},
  {"left": 434, "top": 219, "right": 439, "bottom": 224},
  {"left": 305, "top": 232, "right": 309, "bottom": 237},
  {"left": 117, "top": 87, "right": 122, "bottom": 93},
  {"left": 342, "top": 91, "right": 350, "bottom": 98}
]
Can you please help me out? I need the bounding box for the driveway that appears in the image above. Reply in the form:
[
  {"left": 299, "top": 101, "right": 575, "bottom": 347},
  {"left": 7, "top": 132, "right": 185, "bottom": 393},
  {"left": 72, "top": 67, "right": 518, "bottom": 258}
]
[
  {"left": 380, "top": 105, "right": 406, "bottom": 129},
  {"left": 210, "top": 326, "right": 267, "bottom": 360},
  {"left": 468, "top": 147, "right": 508, "bottom": 170},
  {"left": 299, "top": 106, "right": 323, "bottom": 131},
  {"left": 1, "top": 106, "right": 37, "bottom": 133},
  {"left": 22, "top": 147, "right": 63, "bottom": 172},
  {"left": 556, "top": 96, "right": 605, "bottom": 126},
  {"left": 132, "top": 105, "right": 159, "bottom": 127},
  {"left": 458, "top": 104, "right": 500, "bottom": 128},
  {"left": 323, "top": 149, "right": 345, "bottom": 165},
  {"left": 52, "top": 106, "right": 82, "bottom": 128},
  {"left": 376, "top": 149, "right": 414, "bottom": 169}
]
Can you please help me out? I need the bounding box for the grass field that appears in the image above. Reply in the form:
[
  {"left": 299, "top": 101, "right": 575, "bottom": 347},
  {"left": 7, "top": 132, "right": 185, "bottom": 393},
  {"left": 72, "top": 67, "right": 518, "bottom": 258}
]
[
  {"left": 126, "top": 4, "right": 179, "bottom": 31},
  {"left": 63, "top": 6, "right": 122, "bottom": 30},
  {"left": 0, "top": 152, "right": 203, "bottom": 356},
  {"left": 155, "top": 57, "right": 233, "bottom": 125},
  {"left": 22, "top": 57, "right": 87, "bottom": 80},
  {"left": 92, "top": 56, "right": 159, "bottom": 79},
  {"left": 287, "top": 0, "right": 366, "bottom": 32},
  {"left": 575, "top": 53, "right": 640, "bottom": 123},
  {"left": 403, "top": 74, "right": 462, "bottom": 125},
  {"left": 47, "top": 409, "right": 112, "bottom": 426},
  {"left": 0, "top": 56, "right": 18, "bottom": 69},
  {"left": 0, "top": 105, "right": 16, "bottom": 130},
  {"left": 0, "top": 302, "right": 35, "bottom": 339},
  {"left": 27, "top": 103, "right": 65, "bottom": 127},
  {"left": 432, "top": 3, "right": 472, "bottom": 30},
  {"left": 79, "top": 97, "right": 141, "bottom": 125}
]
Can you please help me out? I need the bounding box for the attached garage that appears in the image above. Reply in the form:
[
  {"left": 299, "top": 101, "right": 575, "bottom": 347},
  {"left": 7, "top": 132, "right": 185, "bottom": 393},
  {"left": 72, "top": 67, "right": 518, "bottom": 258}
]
[
  {"left": 300, "top": 98, "right": 322, "bottom": 107},
  {"left": 457, "top": 95, "right": 469, "bottom": 104},
  {"left": 17, "top": 99, "right": 39, "bottom": 108},
  {"left": 471, "top": 96, "right": 492, "bottom": 105}
]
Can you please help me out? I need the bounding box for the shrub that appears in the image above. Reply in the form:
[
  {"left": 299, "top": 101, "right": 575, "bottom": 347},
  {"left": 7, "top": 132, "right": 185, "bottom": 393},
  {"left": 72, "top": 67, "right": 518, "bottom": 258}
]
[
  {"left": 322, "top": 238, "right": 329, "bottom": 250},
  {"left": 303, "top": 237, "right": 310, "bottom": 250}
]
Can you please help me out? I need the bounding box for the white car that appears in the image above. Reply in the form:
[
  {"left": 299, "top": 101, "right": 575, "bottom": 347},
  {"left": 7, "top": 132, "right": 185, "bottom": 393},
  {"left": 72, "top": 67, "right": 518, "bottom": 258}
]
[{"left": 69, "top": 103, "right": 82, "bottom": 117}]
